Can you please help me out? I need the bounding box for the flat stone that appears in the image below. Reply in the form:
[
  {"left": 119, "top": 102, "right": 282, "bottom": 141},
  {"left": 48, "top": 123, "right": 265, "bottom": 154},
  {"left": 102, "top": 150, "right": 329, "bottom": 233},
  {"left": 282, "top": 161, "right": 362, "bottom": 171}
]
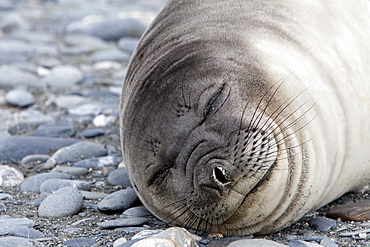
[
  {"left": 0, "top": 193, "right": 13, "bottom": 200},
  {"left": 98, "top": 217, "right": 149, "bottom": 229},
  {"left": 0, "top": 203, "right": 6, "bottom": 212},
  {"left": 0, "top": 135, "right": 78, "bottom": 162},
  {"left": 54, "top": 95, "right": 91, "bottom": 108},
  {"left": 63, "top": 238, "right": 96, "bottom": 247},
  {"left": 44, "top": 65, "right": 83, "bottom": 90},
  {"left": 38, "top": 186, "right": 83, "bottom": 218},
  {"left": 63, "top": 33, "right": 111, "bottom": 54},
  {"left": 73, "top": 155, "right": 122, "bottom": 169},
  {"left": 21, "top": 172, "right": 71, "bottom": 193},
  {"left": 0, "top": 225, "right": 43, "bottom": 239},
  {"left": 0, "top": 66, "right": 42, "bottom": 89},
  {"left": 327, "top": 200, "right": 370, "bottom": 221},
  {"left": 98, "top": 188, "right": 140, "bottom": 212},
  {"left": 122, "top": 206, "right": 152, "bottom": 218},
  {"left": 107, "top": 167, "right": 131, "bottom": 188},
  {"left": 308, "top": 217, "right": 337, "bottom": 232},
  {"left": 287, "top": 240, "right": 323, "bottom": 247},
  {"left": 5, "top": 87, "right": 35, "bottom": 107},
  {"left": 39, "top": 179, "right": 90, "bottom": 193},
  {"left": 228, "top": 239, "right": 289, "bottom": 247},
  {"left": 32, "top": 119, "right": 75, "bottom": 138},
  {"left": 0, "top": 236, "right": 41, "bottom": 247},
  {"left": 48, "top": 141, "right": 108, "bottom": 166},
  {"left": 68, "top": 101, "right": 114, "bottom": 116},
  {"left": 52, "top": 165, "right": 88, "bottom": 176},
  {"left": 132, "top": 227, "right": 200, "bottom": 247},
  {"left": 90, "top": 48, "right": 130, "bottom": 62},
  {"left": 114, "top": 227, "right": 149, "bottom": 234},
  {"left": 81, "top": 128, "right": 105, "bottom": 138},
  {"left": 0, "top": 215, "right": 34, "bottom": 228},
  {"left": 68, "top": 18, "right": 146, "bottom": 41},
  {"left": 0, "top": 12, "right": 28, "bottom": 33},
  {"left": 0, "top": 165, "right": 24, "bottom": 186}
]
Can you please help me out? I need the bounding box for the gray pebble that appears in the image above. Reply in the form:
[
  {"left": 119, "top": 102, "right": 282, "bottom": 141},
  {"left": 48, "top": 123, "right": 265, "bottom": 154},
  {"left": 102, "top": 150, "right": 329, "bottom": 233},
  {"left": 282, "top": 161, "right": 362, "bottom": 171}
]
[
  {"left": 308, "top": 217, "right": 337, "bottom": 232},
  {"left": 68, "top": 18, "right": 146, "bottom": 41},
  {"left": 131, "top": 229, "right": 164, "bottom": 240},
  {"left": 63, "top": 238, "right": 96, "bottom": 247},
  {"left": 48, "top": 141, "right": 108, "bottom": 166},
  {"left": 98, "top": 217, "right": 149, "bottom": 229},
  {"left": 0, "top": 225, "right": 43, "bottom": 239},
  {"left": 320, "top": 238, "right": 338, "bottom": 247},
  {"left": 44, "top": 65, "right": 83, "bottom": 90},
  {"left": 118, "top": 37, "right": 140, "bottom": 54},
  {"left": 54, "top": 94, "right": 91, "bottom": 108},
  {"left": 0, "top": 66, "right": 41, "bottom": 89},
  {"left": 39, "top": 179, "right": 90, "bottom": 193},
  {"left": 0, "top": 12, "right": 28, "bottom": 32},
  {"left": 0, "top": 165, "right": 24, "bottom": 186},
  {"left": 0, "top": 135, "right": 77, "bottom": 162},
  {"left": 114, "top": 227, "right": 149, "bottom": 234},
  {"left": 122, "top": 206, "right": 152, "bottom": 218},
  {"left": 98, "top": 188, "right": 140, "bottom": 212},
  {"left": 228, "top": 239, "right": 288, "bottom": 247},
  {"left": 90, "top": 48, "right": 130, "bottom": 62},
  {"left": 68, "top": 101, "right": 113, "bottom": 116},
  {"left": 5, "top": 87, "right": 35, "bottom": 107},
  {"left": 0, "top": 236, "right": 41, "bottom": 247},
  {"left": 0, "top": 215, "right": 35, "bottom": 228},
  {"left": 0, "top": 0, "right": 14, "bottom": 11},
  {"left": 81, "top": 128, "right": 105, "bottom": 138},
  {"left": 52, "top": 165, "right": 88, "bottom": 176},
  {"left": 32, "top": 119, "right": 75, "bottom": 138},
  {"left": 73, "top": 155, "right": 122, "bottom": 169},
  {"left": 38, "top": 186, "right": 83, "bottom": 218},
  {"left": 63, "top": 33, "right": 111, "bottom": 54},
  {"left": 21, "top": 154, "right": 50, "bottom": 167},
  {"left": 287, "top": 240, "right": 323, "bottom": 247},
  {"left": 21, "top": 172, "right": 71, "bottom": 193},
  {"left": 107, "top": 167, "right": 131, "bottom": 188}
]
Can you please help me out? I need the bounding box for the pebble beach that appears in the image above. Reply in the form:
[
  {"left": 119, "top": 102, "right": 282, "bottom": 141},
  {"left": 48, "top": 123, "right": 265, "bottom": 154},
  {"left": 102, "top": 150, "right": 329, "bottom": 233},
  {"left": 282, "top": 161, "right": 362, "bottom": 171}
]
[{"left": 0, "top": 0, "right": 370, "bottom": 246}]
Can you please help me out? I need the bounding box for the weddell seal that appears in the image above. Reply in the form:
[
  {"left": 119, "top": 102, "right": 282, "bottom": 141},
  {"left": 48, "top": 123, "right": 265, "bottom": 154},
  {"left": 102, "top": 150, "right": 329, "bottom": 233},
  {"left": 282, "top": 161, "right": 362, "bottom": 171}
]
[{"left": 120, "top": 0, "right": 370, "bottom": 236}]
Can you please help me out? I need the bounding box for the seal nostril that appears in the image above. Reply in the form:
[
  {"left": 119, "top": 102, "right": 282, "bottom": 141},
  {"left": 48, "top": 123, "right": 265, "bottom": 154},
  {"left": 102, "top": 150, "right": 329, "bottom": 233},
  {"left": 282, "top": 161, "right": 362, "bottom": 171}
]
[{"left": 213, "top": 166, "right": 231, "bottom": 185}]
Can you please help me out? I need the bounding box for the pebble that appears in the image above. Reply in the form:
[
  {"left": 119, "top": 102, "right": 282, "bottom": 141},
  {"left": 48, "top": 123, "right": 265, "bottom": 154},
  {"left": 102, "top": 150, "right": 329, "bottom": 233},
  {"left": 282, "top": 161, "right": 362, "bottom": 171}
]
[
  {"left": 0, "top": 193, "right": 13, "bottom": 199},
  {"left": 32, "top": 119, "right": 75, "bottom": 138},
  {"left": 47, "top": 141, "right": 108, "bottom": 167},
  {"left": 131, "top": 227, "right": 200, "bottom": 247},
  {"left": 39, "top": 178, "right": 90, "bottom": 193},
  {"left": 0, "top": 165, "right": 24, "bottom": 186},
  {"left": 81, "top": 191, "right": 109, "bottom": 200},
  {"left": 0, "top": 225, "right": 43, "bottom": 239},
  {"left": 63, "top": 238, "right": 96, "bottom": 247},
  {"left": 0, "top": 215, "right": 35, "bottom": 228},
  {"left": 52, "top": 165, "right": 89, "bottom": 176},
  {"left": 287, "top": 240, "right": 323, "bottom": 247},
  {"left": 90, "top": 48, "right": 130, "bottom": 62},
  {"left": 228, "top": 239, "right": 288, "bottom": 247},
  {"left": 122, "top": 206, "right": 152, "bottom": 218},
  {"left": 93, "top": 114, "right": 117, "bottom": 127},
  {"left": 308, "top": 217, "right": 337, "bottom": 232},
  {"left": 98, "top": 218, "right": 149, "bottom": 229},
  {"left": 44, "top": 65, "right": 83, "bottom": 90},
  {"left": 5, "top": 87, "right": 35, "bottom": 107},
  {"left": 107, "top": 167, "right": 132, "bottom": 188},
  {"left": 131, "top": 229, "right": 164, "bottom": 240},
  {"left": 38, "top": 186, "right": 83, "bottom": 218},
  {"left": 98, "top": 188, "right": 140, "bottom": 212},
  {"left": 114, "top": 227, "right": 149, "bottom": 234},
  {"left": 68, "top": 18, "right": 147, "bottom": 41},
  {"left": 81, "top": 128, "right": 105, "bottom": 138},
  {"left": 0, "top": 66, "right": 42, "bottom": 89},
  {"left": 63, "top": 33, "right": 111, "bottom": 54},
  {"left": 20, "top": 172, "right": 71, "bottom": 193},
  {"left": 0, "top": 135, "right": 77, "bottom": 162},
  {"left": 0, "top": 236, "right": 41, "bottom": 247},
  {"left": 327, "top": 199, "right": 370, "bottom": 221},
  {"left": 0, "top": 203, "right": 7, "bottom": 212},
  {"left": 21, "top": 154, "right": 50, "bottom": 167},
  {"left": 73, "top": 155, "right": 122, "bottom": 169}
]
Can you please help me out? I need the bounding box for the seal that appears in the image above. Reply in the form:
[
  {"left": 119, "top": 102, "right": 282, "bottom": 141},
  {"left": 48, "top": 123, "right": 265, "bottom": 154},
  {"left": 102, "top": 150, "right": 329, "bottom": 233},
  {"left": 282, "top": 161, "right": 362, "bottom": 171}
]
[{"left": 120, "top": 0, "right": 370, "bottom": 236}]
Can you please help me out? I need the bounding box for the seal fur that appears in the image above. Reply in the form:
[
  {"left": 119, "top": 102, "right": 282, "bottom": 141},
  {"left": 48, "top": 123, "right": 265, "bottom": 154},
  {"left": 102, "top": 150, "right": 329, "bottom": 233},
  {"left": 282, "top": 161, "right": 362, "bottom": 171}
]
[{"left": 120, "top": 0, "right": 370, "bottom": 236}]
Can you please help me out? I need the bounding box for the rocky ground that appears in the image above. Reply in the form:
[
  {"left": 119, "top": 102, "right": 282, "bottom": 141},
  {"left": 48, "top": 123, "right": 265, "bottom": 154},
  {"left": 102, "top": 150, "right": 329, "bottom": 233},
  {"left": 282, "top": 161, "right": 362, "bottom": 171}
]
[{"left": 0, "top": 0, "right": 370, "bottom": 246}]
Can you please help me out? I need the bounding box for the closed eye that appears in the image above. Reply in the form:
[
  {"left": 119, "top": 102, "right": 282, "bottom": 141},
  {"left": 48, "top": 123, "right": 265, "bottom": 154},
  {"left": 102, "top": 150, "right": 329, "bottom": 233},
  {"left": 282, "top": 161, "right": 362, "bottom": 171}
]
[{"left": 204, "top": 83, "right": 226, "bottom": 117}]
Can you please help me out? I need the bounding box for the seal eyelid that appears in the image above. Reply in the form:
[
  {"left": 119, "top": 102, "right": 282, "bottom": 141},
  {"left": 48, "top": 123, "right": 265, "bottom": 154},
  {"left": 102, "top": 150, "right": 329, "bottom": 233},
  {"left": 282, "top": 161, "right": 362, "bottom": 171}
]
[{"left": 204, "top": 84, "right": 226, "bottom": 117}]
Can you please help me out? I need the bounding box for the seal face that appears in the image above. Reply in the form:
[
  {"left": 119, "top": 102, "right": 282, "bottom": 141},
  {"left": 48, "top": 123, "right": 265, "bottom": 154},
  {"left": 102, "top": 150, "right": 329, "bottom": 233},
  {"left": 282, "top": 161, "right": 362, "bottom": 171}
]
[{"left": 121, "top": 0, "right": 370, "bottom": 236}]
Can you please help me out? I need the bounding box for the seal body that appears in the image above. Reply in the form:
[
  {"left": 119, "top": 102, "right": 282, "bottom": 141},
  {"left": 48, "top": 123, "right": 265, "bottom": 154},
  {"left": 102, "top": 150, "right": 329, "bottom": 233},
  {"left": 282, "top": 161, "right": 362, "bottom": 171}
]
[{"left": 120, "top": 0, "right": 370, "bottom": 236}]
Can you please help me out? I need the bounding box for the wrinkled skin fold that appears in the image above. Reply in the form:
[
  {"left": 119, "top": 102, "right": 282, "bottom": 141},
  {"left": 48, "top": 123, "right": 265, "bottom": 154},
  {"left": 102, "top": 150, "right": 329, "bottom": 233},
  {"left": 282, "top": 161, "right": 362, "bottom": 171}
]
[{"left": 120, "top": 0, "right": 370, "bottom": 236}]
